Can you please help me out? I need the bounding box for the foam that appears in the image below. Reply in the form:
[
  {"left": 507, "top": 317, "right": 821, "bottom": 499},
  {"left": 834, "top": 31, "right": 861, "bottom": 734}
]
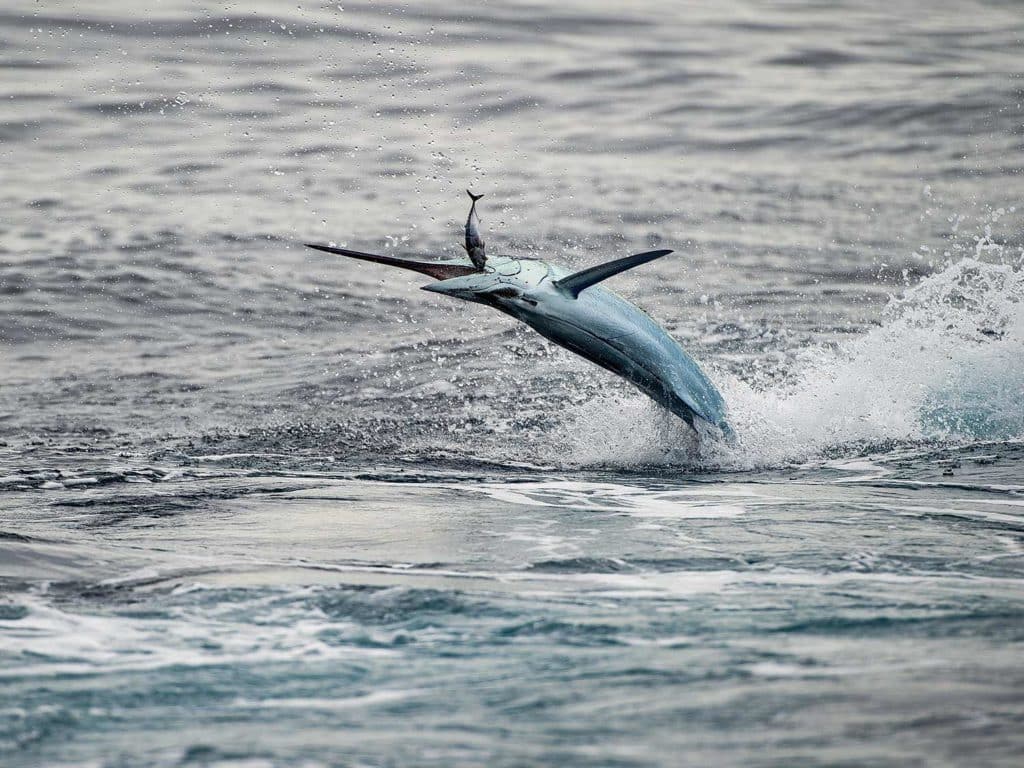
[{"left": 0, "top": 594, "right": 395, "bottom": 679}]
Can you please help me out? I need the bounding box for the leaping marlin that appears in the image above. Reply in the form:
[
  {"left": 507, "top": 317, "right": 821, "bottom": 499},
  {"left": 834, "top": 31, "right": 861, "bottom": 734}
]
[{"left": 306, "top": 191, "right": 733, "bottom": 440}]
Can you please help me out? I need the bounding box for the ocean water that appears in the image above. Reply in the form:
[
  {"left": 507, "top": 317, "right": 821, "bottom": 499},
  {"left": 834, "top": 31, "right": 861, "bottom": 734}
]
[{"left": 2, "top": 1, "right": 1024, "bottom": 765}]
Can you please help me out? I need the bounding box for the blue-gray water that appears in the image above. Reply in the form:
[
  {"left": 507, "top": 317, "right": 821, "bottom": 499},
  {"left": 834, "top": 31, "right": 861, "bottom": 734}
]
[{"left": 2, "top": 1, "right": 1024, "bottom": 765}]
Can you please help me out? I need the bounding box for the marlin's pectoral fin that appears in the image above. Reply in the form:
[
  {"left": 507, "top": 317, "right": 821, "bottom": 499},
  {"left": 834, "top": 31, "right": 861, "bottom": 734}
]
[
  {"left": 554, "top": 249, "right": 674, "bottom": 299},
  {"left": 305, "top": 243, "right": 479, "bottom": 281}
]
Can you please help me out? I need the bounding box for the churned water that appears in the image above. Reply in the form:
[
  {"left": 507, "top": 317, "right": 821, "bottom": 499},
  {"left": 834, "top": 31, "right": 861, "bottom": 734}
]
[{"left": 2, "top": 1, "right": 1023, "bottom": 766}]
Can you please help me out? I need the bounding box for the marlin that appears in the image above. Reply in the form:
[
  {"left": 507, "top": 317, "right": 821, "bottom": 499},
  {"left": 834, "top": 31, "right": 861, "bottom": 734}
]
[{"left": 307, "top": 192, "right": 733, "bottom": 439}]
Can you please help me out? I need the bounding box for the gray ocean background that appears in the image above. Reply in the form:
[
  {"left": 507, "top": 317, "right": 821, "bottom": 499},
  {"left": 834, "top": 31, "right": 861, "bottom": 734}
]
[{"left": 2, "top": 1, "right": 1024, "bottom": 766}]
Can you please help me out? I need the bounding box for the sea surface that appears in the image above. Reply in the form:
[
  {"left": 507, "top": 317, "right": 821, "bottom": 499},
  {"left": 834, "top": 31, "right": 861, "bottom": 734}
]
[{"left": 2, "top": 1, "right": 1024, "bottom": 765}]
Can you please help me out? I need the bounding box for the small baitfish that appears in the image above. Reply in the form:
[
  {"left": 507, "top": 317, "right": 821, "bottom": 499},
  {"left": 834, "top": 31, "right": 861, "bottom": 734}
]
[{"left": 464, "top": 190, "right": 486, "bottom": 270}]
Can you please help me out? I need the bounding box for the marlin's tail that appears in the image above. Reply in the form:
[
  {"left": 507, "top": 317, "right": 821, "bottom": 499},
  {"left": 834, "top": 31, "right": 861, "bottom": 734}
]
[{"left": 467, "top": 190, "right": 484, "bottom": 203}]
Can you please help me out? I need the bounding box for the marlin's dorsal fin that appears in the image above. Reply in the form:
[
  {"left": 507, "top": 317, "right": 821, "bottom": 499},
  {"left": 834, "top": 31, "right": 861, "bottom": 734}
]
[{"left": 554, "top": 249, "right": 674, "bottom": 299}]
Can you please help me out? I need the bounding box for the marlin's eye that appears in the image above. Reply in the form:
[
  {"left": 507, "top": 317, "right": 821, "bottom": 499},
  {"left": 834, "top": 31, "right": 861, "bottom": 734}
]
[
  {"left": 490, "top": 287, "right": 522, "bottom": 299},
  {"left": 488, "top": 286, "right": 537, "bottom": 306}
]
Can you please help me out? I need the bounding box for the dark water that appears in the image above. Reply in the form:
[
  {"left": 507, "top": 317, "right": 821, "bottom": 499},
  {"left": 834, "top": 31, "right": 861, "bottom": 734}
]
[{"left": 2, "top": 1, "right": 1024, "bottom": 765}]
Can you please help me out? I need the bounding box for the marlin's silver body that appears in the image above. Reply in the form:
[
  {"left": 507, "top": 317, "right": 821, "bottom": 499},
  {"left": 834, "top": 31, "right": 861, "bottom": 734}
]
[
  {"left": 423, "top": 256, "right": 732, "bottom": 436},
  {"left": 306, "top": 193, "right": 732, "bottom": 439}
]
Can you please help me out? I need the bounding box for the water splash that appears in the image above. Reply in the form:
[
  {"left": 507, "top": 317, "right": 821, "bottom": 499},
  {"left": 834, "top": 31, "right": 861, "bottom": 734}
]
[{"left": 556, "top": 229, "right": 1024, "bottom": 469}]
